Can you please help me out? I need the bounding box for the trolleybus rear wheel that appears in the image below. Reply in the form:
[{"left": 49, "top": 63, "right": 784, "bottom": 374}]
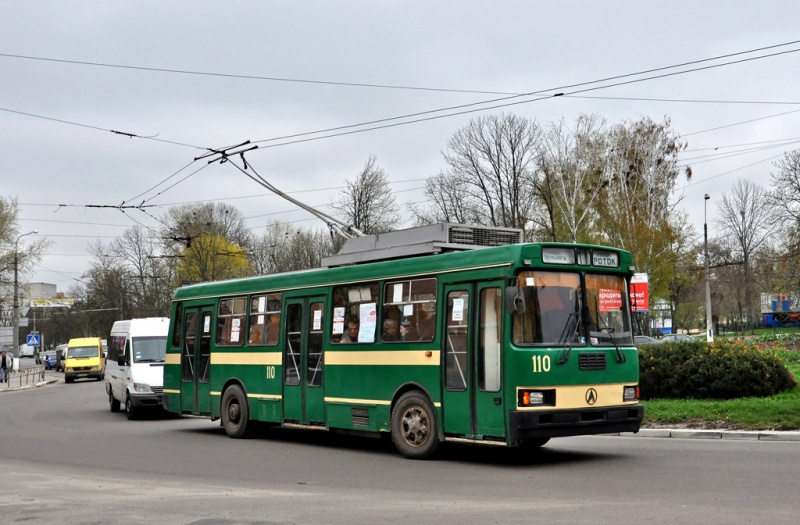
[
  {"left": 391, "top": 390, "right": 439, "bottom": 459},
  {"left": 221, "top": 385, "right": 250, "bottom": 438}
]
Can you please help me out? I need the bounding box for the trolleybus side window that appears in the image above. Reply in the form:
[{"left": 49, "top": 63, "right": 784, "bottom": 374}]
[
  {"left": 217, "top": 296, "right": 247, "bottom": 347},
  {"left": 511, "top": 271, "right": 582, "bottom": 345},
  {"left": 331, "top": 283, "right": 378, "bottom": 344},
  {"left": 285, "top": 304, "right": 302, "bottom": 385},
  {"left": 172, "top": 302, "right": 184, "bottom": 349},
  {"left": 445, "top": 290, "right": 469, "bottom": 391},
  {"left": 248, "top": 293, "right": 282, "bottom": 347},
  {"left": 307, "top": 302, "right": 324, "bottom": 387},
  {"left": 382, "top": 278, "right": 437, "bottom": 343},
  {"left": 199, "top": 311, "right": 212, "bottom": 383},
  {"left": 585, "top": 274, "right": 633, "bottom": 345},
  {"left": 181, "top": 312, "right": 196, "bottom": 382},
  {"left": 479, "top": 287, "right": 502, "bottom": 392}
]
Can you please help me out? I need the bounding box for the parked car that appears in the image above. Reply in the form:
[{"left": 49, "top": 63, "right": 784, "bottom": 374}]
[
  {"left": 634, "top": 335, "right": 662, "bottom": 345},
  {"left": 660, "top": 333, "right": 694, "bottom": 343},
  {"left": 55, "top": 344, "right": 67, "bottom": 372},
  {"left": 41, "top": 351, "right": 58, "bottom": 370}
]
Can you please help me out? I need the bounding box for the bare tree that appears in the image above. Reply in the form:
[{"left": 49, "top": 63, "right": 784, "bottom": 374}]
[
  {"left": 435, "top": 113, "right": 543, "bottom": 237},
  {"left": 537, "top": 114, "right": 607, "bottom": 243},
  {"left": 248, "top": 220, "right": 293, "bottom": 275},
  {"left": 331, "top": 156, "right": 400, "bottom": 235},
  {"left": 716, "top": 179, "right": 776, "bottom": 332},
  {"left": 769, "top": 149, "right": 800, "bottom": 289},
  {"left": 272, "top": 228, "right": 334, "bottom": 272},
  {"left": 410, "top": 172, "right": 481, "bottom": 226},
  {"left": 597, "top": 116, "right": 691, "bottom": 300},
  {"left": 109, "top": 226, "right": 173, "bottom": 317}
]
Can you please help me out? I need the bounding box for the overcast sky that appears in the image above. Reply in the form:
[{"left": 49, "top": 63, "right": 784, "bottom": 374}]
[{"left": 2, "top": 1, "right": 799, "bottom": 292}]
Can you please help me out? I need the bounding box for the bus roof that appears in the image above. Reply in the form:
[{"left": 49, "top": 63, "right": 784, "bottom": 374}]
[{"left": 172, "top": 242, "right": 634, "bottom": 302}]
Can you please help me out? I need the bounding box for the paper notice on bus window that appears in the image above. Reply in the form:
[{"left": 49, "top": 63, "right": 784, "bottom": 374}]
[
  {"left": 526, "top": 277, "right": 534, "bottom": 287},
  {"left": 403, "top": 304, "right": 414, "bottom": 316},
  {"left": 333, "top": 320, "right": 344, "bottom": 335},
  {"left": 203, "top": 316, "right": 211, "bottom": 333},
  {"left": 231, "top": 331, "right": 240, "bottom": 342},
  {"left": 257, "top": 315, "right": 265, "bottom": 325},
  {"left": 598, "top": 289, "right": 622, "bottom": 311},
  {"left": 333, "top": 307, "right": 345, "bottom": 322},
  {"left": 452, "top": 298, "right": 464, "bottom": 321},
  {"left": 258, "top": 296, "right": 266, "bottom": 313},
  {"left": 313, "top": 309, "right": 322, "bottom": 330},
  {"left": 359, "top": 303, "right": 377, "bottom": 343},
  {"left": 393, "top": 283, "right": 403, "bottom": 304}
]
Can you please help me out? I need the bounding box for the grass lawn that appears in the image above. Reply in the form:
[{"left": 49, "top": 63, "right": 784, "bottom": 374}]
[{"left": 642, "top": 363, "right": 800, "bottom": 430}]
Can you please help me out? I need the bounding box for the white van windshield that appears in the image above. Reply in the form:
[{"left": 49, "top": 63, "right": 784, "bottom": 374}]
[{"left": 132, "top": 336, "right": 167, "bottom": 363}]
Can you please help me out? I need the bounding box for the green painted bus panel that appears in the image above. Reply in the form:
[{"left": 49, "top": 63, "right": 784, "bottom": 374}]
[{"left": 162, "top": 241, "right": 642, "bottom": 446}]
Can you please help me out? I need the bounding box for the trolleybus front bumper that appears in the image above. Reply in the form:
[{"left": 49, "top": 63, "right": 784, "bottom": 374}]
[{"left": 509, "top": 404, "right": 643, "bottom": 443}]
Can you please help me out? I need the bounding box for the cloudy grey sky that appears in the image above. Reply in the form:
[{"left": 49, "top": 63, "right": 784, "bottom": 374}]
[{"left": 2, "top": 1, "right": 799, "bottom": 291}]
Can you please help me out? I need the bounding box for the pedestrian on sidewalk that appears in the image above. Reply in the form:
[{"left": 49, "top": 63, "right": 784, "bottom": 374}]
[{"left": 0, "top": 350, "right": 13, "bottom": 383}]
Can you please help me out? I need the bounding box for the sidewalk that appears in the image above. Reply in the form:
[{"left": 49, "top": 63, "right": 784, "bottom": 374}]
[{"left": 0, "top": 368, "right": 59, "bottom": 392}]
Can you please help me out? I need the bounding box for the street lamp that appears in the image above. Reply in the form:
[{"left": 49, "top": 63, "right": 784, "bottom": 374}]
[
  {"left": 13, "top": 230, "right": 38, "bottom": 355},
  {"left": 704, "top": 195, "right": 714, "bottom": 343}
]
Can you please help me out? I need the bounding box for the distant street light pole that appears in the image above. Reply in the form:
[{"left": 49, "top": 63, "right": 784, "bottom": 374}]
[
  {"left": 13, "top": 230, "right": 38, "bottom": 354},
  {"left": 704, "top": 195, "right": 714, "bottom": 343}
]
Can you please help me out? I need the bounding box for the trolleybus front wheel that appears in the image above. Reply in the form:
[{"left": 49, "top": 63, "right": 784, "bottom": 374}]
[
  {"left": 391, "top": 390, "right": 439, "bottom": 459},
  {"left": 221, "top": 385, "right": 251, "bottom": 438}
]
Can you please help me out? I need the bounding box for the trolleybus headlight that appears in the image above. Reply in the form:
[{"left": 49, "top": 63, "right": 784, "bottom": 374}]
[
  {"left": 623, "top": 386, "right": 639, "bottom": 401},
  {"left": 520, "top": 390, "right": 545, "bottom": 406}
]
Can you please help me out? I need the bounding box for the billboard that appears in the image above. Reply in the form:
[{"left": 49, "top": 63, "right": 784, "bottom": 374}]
[
  {"left": 30, "top": 298, "right": 74, "bottom": 308},
  {"left": 629, "top": 273, "right": 649, "bottom": 312}
]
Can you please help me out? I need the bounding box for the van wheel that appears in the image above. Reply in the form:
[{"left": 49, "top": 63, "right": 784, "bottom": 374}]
[
  {"left": 391, "top": 390, "right": 439, "bottom": 459},
  {"left": 109, "top": 393, "right": 121, "bottom": 413},
  {"left": 221, "top": 385, "right": 250, "bottom": 438},
  {"left": 65, "top": 377, "right": 73, "bottom": 384},
  {"left": 125, "top": 396, "right": 138, "bottom": 420}
]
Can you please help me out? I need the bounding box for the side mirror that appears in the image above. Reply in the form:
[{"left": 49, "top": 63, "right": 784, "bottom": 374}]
[
  {"left": 117, "top": 355, "right": 127, "bottom": 367},
  {"left": 505, "top": 286, "right": 526, "bottom": 314}
]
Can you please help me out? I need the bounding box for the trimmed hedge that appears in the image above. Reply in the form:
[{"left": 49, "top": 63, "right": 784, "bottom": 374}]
[{"left": 638, "top": 339, "right": 797, "bottom": 400}]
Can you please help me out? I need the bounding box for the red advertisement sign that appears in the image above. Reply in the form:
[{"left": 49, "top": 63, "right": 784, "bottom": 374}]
[
  {"left": 629, "top": 273, "right": 649, "bottom": 312},
  {"left": 598, "top": 289, "right": 622, "bottom": 312}
]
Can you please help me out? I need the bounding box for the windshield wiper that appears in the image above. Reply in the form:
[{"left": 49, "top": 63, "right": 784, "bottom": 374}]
[{"left": 557, "top": 297, "right": 582, "bottom": 365}]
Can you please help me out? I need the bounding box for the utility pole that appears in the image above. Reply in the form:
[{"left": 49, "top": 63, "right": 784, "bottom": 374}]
[
  {"left": 13, "top": 230, "right": 38, "bottom": 354},
  {"left": 704, "top": 195, "right": 714, "bottom": 343}
]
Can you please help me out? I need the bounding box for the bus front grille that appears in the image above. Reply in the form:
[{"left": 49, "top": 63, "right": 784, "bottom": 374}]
[{"left": 579, "top": 353, "right": 606, "bottom": 370}]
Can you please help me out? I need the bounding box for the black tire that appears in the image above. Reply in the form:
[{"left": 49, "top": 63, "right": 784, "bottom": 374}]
[
  {"left": 65, "top": 376, "right": 73, "bottom": 384},
  {"left": 109, "top": 392, "right": 121, "bottom": 413},
  {"left": 391, "top": 390, "right": 440, "bottom": 459},
  {"left": 221, "top": 385, "right": 251, "bottom": 438},
  {"left": 520, "top": 437, "right": 550, "bottom": 450},
  {"left": 125, "top": 395, "right": 138, "bottom": 420}
]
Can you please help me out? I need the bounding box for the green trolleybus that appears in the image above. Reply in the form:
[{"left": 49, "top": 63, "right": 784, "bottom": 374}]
[{"left": 163, "top": 225, "right": 643, "bottom": 458}]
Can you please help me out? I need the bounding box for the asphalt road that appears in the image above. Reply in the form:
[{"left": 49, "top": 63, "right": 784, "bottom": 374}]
[{"left": 1, "top": 368, "right": 798, "bottom": 525}]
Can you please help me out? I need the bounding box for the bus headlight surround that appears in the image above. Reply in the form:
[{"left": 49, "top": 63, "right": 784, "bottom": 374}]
[{"left": 623, "top": 385, "right": 640, "bottom": 401}]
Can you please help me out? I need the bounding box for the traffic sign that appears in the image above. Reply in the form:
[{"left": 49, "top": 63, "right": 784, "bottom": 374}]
[{"left": 27, "top": 333, "right": 40, "bottom": 347}]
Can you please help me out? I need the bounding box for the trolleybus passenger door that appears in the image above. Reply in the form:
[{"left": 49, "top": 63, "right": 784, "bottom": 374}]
[
  {"left": 442, "top": 283, "right": 506, "bottom": 440},
  {"left": 283, "top": 296, "right": 326, "bottom": 426},
  {"left": 179, "top": 306, "right": 213, "bottom": 415}
]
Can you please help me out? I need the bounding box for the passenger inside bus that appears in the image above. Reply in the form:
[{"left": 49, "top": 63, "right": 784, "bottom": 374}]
[
  {"left": 339, "top": 316, "right": 360, "bottom": 343},
  {"left": 382, "top": 319, "right": 400, "bottom": 341}
]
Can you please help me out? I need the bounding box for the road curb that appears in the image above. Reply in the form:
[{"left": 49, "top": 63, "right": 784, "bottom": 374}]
[{"left": 620, "top": 428, "right": 800, "bottom": 442}]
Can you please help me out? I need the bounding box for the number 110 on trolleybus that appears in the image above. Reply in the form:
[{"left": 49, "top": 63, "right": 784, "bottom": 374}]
[{"left": 162, "top": 224, "right": 643, "bottom": 459}]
